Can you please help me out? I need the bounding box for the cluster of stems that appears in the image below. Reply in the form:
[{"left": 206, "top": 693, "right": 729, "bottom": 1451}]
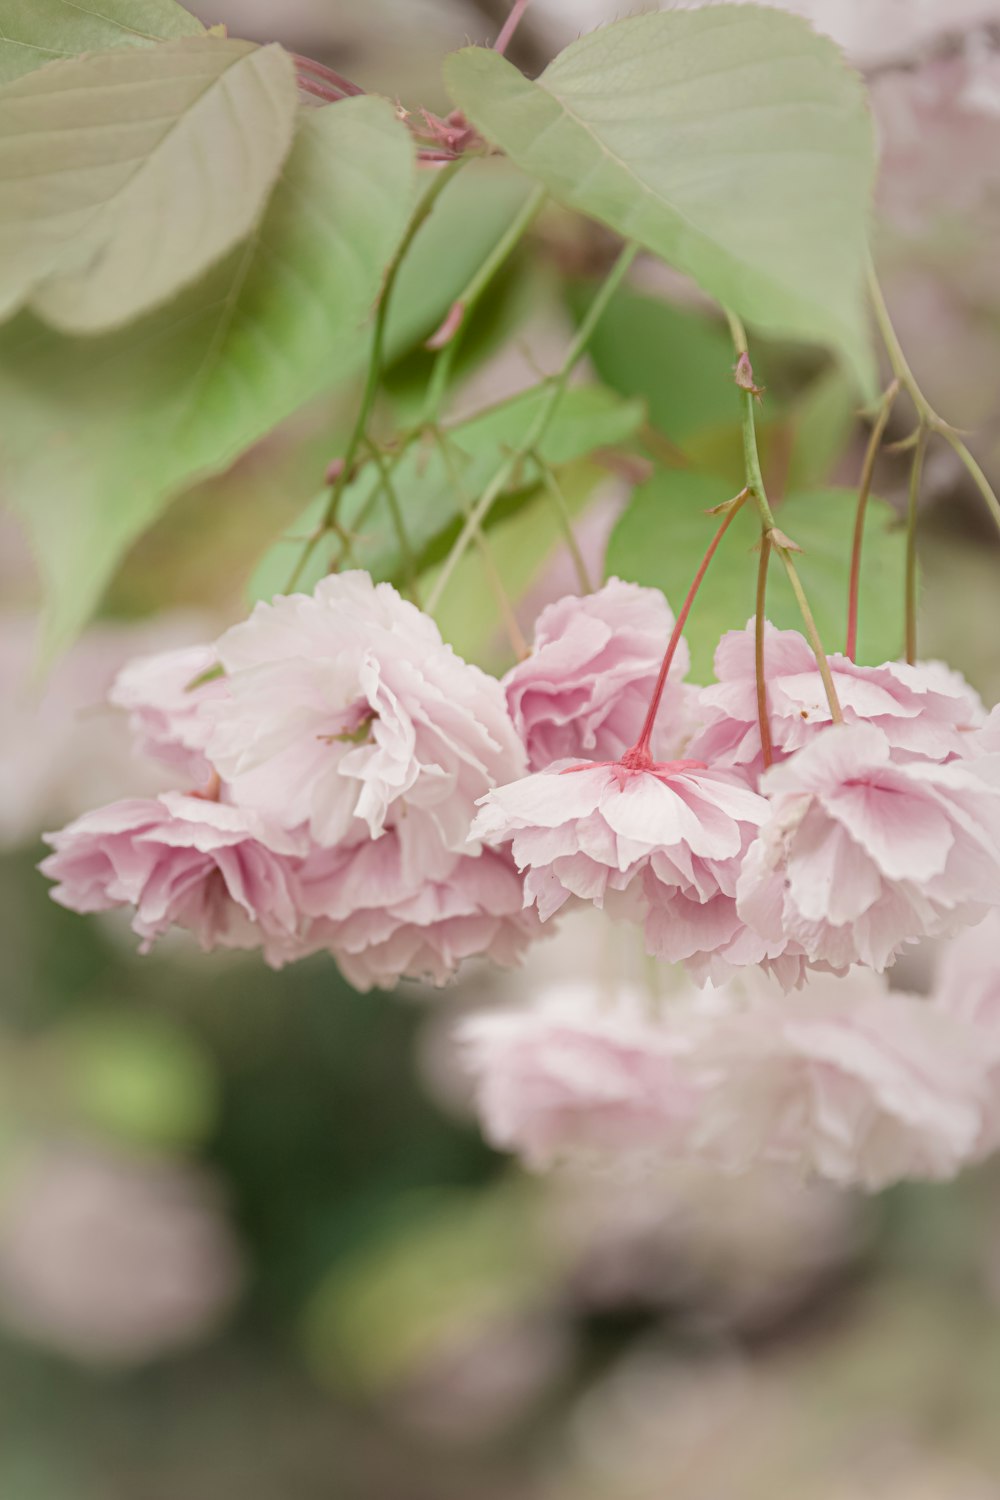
[
  {"left": 287, "top": 0, "right": 998, "bottom": 776},
  {"left": 857, "top": 265, "right": 1000, "bottom": 666}
]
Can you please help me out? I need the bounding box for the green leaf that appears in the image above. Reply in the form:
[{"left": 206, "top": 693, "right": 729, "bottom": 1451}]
[
  {"left": 574, "top": 286, "right": 740, "bottom": 448},
  {"left": 785, "top": 363, "right": 860, "bottom": 491},
  {"left": 0, "top": 36, "right": 300, "bottom": 332},
  {"left": 0, "top": 0, "right": 203, "bottom": 85},
  {"left": 385, "top": 162, "right": 536, "bottom": 357},
  {"left": 445, "top": 7, "right": 876, "bottom": 388},
  {"left": 0, "top": 96, "right": 416, "bottom": 656},
  {"left": 249, "top": 383, "right": 645, "bottom": 602},
  {"left": 606, "top": 474, "right": 905, "bottom": 680}
]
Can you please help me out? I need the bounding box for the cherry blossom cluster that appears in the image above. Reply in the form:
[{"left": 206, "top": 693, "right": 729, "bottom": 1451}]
[
  {"left": 42, "top": 573, "right": 539, "bottom": 991},
  {"left": 40, "top": 573, "right": 1000, "bottom": 1186},
  {"left": 460, "top": 952, "right": 1000, "bottom": 1191}
]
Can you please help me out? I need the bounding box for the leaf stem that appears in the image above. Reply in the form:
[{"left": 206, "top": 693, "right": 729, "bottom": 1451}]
[
  {"left": 846, "top": 378, "right": 899, "bottom": 661},
  {"left": 868, "top": 263, "right": 1000, "bottom": 542},
  {"left": 725, "top": 308, "right": 844, "bottom": 725},
  {"left": 433, "top": 429, "right": 528, "bottom": 659},
  {"left": 628, "top": 489, "right": 750, "bottom": 763},
  {"left": 755, "top": 531, "right": 774, "bottom": 770},
  {"left": 938, "top": 425, "right": 1000, "bottom": 539},
  {"left": 536, "top": 460, "right": 594, "bottom": 593},
  {"left": 364, "top": 439, "right": 420, "bottom": 604},
  {"left": 425, "top": 240, "right": 639, "bottom": 615},
  {"left": 904, "top": 425, "right": 928, "bottom": 666},
  {"left": 286, "top": 158, "right": 464, "bottom": 592},
  {"left": 422, "top": 183, "right": 547, "bottom": 425}
]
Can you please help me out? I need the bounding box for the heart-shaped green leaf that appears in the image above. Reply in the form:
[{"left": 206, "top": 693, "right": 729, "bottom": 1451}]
[
  {"left": 0, "top": 0, "right": 203, "bottom": 86},
  {"left": 446, "top": 6, "right": 876, "bottom": 389},
  {"left": 0, "top": 36, "right": 300, "bottom": 332},
  {"left": 1, "top": 96, "right": 416, "bottom": 656}
]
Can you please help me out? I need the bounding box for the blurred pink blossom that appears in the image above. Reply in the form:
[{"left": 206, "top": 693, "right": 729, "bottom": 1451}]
[
  {"left": 0, "top": 1143, "right": 243, "bottom": 1365},
  {"left": 0, "top": 612, "right": 215, "bottom": 849},
  {"left": 460, "top": 983, "right": 698, "bottom": 1167},
  {"left": 461, "top": 965, "right": 994, "bottom": 1189}
]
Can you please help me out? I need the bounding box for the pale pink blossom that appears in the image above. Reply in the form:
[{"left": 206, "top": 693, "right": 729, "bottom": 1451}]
[
  {"left": 460, "top": 968, "right": 993, "bottom": 1189},
  {"left": 110, "top": 643, "right": 227, "bottom": 786},
  {"left": 503, "top": 578, "right": 689, "bottom": 771},
  {"left": 459, "top": 984, "right": 699, "bottom": 1167},
  {"left": 932, "top": 910, "right": 1000, "bottom": 1157},
  {"left": 688, "top": 620, "right": 984, "bottom": 779},
  {"left": 207, "top": 573, "right": 525, "bottom": 851},
  {"left": 685, "top": 968, "right": 992, "bottom": 1190},
  {"left": 296, "top": 824, "right": 541, "bottom": 991},
  {"left": 0, "top": 611, "right": 214, "bottom": 849},
  {"left": 472, "top": 757, "right": 775, "bottom": 976},
  {"left": 0, "top": 1143, "right": 243, "bottom": 1365},
  {"left": 40, "top": 793, "right": 306, "bottom": 964},
  {"left": 969, "top": 703, "right": 1000, "bottom": 755},
  {"left": 737, "top": 723, "right": 1000, "bottom": 971}
]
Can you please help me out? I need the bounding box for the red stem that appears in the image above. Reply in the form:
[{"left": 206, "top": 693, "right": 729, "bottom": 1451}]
[
  {"left": 846, "top": 379, "right": 899, "bottom": 661},
  {"left": 626, "top": 489, "right": 750, "bottom": 765},
  {"left": 755, "top": 533, "right": 774, "bottom": 770},
  {"left": 494, "top": 0, "right": 531, "bottom": 55},
  {"left": 296, "top": 75, "right": 347, "bottom": 104},
  {"left": 291, "top": 53, "right": 365, "bottom": 96}
]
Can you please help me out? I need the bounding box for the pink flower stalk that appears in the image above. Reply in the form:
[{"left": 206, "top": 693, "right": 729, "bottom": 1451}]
[
  {"left": 459, "top": 984, "right": 699, "bottom": 1167},
  {"left": 110, "top": 644, "right": 226, "bottom": 786},
  {"left": 296, "top": 825, "right": 541, "bottom": 991},
  {"left": 503, "top": 579, "right": 691, "bottom": 772},
  {"left": 40, "top": 793, "right": 306, "bottom": 964},
  {"left": 688, "top": 620, "right": 984, "bottom": 779},
  {"left": 472, "top": 757, "right": 777, "bottom": 977},
  {"left": 459, "top": 968, "right": 993, "bottom": 1189},
  {"left": 737, "top": 722, "right": 1000, "bottom": 972},
  {"left": 206, "top": 573, "right": 525, "bottom": 851}
]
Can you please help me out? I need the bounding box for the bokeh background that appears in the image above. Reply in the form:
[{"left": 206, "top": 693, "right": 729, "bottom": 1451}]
[{"left": 5, "top": 2, "right": 1000, "bottom": 1495}]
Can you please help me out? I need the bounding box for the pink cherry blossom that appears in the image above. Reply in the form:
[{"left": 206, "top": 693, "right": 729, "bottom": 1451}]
[
  {"left": 459, "top": 968, "right": 993, "bottom": 1188},
  {"left": 40, "top": 793, "right": 306, "bottom": 964},
  {"left": 0, "top": 1143, "right": 243, "bottom": 1365},
  {"left": 687, "top": 620, "right": 984, "bottom": 780},
  {"left": 0, "top": 611, "right": 215, "bottom": 849},
  {"left": 110, "top": 643, "right": 227, "bottom": 786},
  {"left": 296, "top": 823, "right": 541, "bottom": 991},
  {"left": 503, "top": 578, "right": 690, "bottom": 771},
  {"left": 685, "top": 967, "right": 991, "bottom": 1190},
  {"left": 472, "top": 757, "right": 774, "bottom": 977},
  {"left": 969, "top": 703, "right": 1000, "bottom": 755},
  {"left": 932, "top": 910, "right": 1000, "bottom": 1159},
  {"left": 459, "top": 984, "right": 699, "bottom": 1167},
  {"left": 206, "top": 573, "right": 525, "bottom": 851},
  {"left": 737, "top": 722, "right": 1000, "bottom": 972}
]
